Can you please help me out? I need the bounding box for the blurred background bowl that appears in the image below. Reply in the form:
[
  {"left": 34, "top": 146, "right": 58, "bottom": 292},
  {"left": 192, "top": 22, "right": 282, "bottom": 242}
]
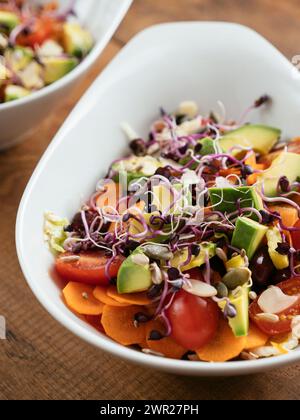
[{"left": 0, "top": 0, "right": 132, "bottom": 151}]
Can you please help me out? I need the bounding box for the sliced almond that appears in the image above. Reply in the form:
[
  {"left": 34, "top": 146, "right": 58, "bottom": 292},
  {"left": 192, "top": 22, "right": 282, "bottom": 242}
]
[
  {"left": 258, "top": 286, "right": 298, "bottom": 315},
  {"left": 256, "top": 313, "right": 280, "bottom": 323},
  {"left": 183, "top": 279, "right": 217, "bottom": 298},
  {"left": 251, "top": 346, "right": 280, "bottom": 358}
]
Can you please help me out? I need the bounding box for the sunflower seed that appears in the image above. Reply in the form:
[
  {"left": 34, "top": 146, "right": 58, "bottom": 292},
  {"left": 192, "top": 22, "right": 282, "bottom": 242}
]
[
  {"left": 150, "top": 262, "right": 163, "bottom": 285},
  {"left": 216, "top": 247, "right": 228, "bottom": 263}
]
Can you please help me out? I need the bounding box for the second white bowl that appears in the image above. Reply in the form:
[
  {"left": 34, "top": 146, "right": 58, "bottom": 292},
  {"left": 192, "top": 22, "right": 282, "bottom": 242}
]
[{"left": 0, "top": 0, "right": 132, "bottom": 150}]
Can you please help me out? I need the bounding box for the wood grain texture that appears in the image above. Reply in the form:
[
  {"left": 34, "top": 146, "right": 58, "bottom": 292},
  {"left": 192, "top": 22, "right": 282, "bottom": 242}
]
[{"left": 1, "top": 0, "right": 300, "bottom": 401}]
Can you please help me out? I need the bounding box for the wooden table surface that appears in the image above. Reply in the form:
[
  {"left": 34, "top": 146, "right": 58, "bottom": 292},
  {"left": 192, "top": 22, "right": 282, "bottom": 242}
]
[{"left": 1, "top": 0, "right": 300, "bottom": 401}]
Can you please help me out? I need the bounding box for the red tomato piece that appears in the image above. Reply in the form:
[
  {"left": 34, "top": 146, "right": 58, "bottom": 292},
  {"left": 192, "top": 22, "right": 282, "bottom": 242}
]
[
  {"left": 249, "top": 278, "right": 300, "bottom": 335},
  {"left": 55, "top": 252, "right": 124, "bottom": 286},
  {"left": 166, "top": 289, "right": 219, "bottom": 350},
  {"left": 17, "top": 17, "right": 60, "bottom": 47}
]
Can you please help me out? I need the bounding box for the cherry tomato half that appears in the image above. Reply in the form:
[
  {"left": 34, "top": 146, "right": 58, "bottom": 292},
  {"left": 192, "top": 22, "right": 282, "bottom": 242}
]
[
  {"left": 17, "top": 17, "right": 60, "bottom": 47},
  {"left": 249, "top": 278, "right": 300, "bottom": 335},
  {"left": 166, "top": 289, "right": 219, "bottom": 350},
  {"left": 291, "top": 219, "right": 300, "bottom": 250},
  {"left": 55, "top": 252, "right": 124, "bottom": 286}
]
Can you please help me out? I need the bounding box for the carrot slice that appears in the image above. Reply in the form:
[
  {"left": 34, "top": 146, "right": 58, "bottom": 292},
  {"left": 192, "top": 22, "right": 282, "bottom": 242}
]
[
  {"left": 268, "top": 205, "right": 298, "bottom": 229},
  {"left": 244, "top": 151, "right": 257, "bottom": 167},
  {"left": 196, "top": 319, "right": 246, "bottom": 362},
  {"left": 247, "top": 163, "right": 266, "bottom": 186},
  {"left": 145, "top": 319, "right": 187, "bottom": 359},
  {"left": 107, "top": 286, "right": 151, "bottom": 306},
  {"left": 63, "top": 282, "right": 104, "bottom": 315},
  {"left": 101, "top": 305, "right": 146, "bottom": 346},
  {"left": 93, "top": 286, "right": 130, "bottom": 307},
  {"left": 244, "top": 324, "right": 269, "bottom": 350}
]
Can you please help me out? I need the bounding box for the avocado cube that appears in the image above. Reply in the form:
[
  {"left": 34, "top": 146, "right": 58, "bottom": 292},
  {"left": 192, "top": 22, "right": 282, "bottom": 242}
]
[
  {"left": 232, "top": 217, "right": 268, "bottom": 260},
  {"left": 171, "top": 243, "right": 216, "bottom": 271},
  {"left": 0, "top": 11, "right": 20, "bottom": 32},
  {"left": 152, "top": 183, "right": 192, "bottom": 215},
  {"left": 63, "top": 23, "right": 93, "bottom": 58},
  {"left": 208, "top": 186, "right": 263, "bottom": 217},
  {"left": 42, "top": 56, "right": 78, "bottom": 85},
  {"left": 117, "top": 249, "right": 152, "bottom": 294},
  {"left": 5, "top": 85, "right": 30, "bottom": 102},
  {"left": 257, "top": 152, "right": 300, "bottom": 196},
  {"left": 219, "top": 285, "right": 250, "bottom": 337},
  {"left": 197, "top": 137, "right": 222, "bottom": 156},
  {"left": 220, "top": 124, "right": 281, "bottom": 156}
]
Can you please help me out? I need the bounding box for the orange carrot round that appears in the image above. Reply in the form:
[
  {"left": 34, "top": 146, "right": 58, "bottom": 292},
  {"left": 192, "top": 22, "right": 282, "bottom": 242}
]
[
  {"left": 93, "top": 286, "right": 130, "bottom": 307},
  {"left": 107, "top": 286, "right": 151, "bottom": 306},
  {"left": 101, "top": 305, "right": 146, "bottom": 346},
  {"left": 145, "top": 319, "right": 187, "bottom": 359},
  {"left": 244, "top": 324, "right": 269, "bottom": 350},
  {"left": 196, "top": 319, "right": 246, "bottom": 362},
  {"left": 63, "top": 282, "right": 104, "bottom": 315}
]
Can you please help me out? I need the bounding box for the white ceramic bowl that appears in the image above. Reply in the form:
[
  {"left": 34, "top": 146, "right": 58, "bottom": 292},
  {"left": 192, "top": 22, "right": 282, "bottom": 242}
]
[
  {"left": 16, "top": 22, "right": 300, "bottom": 376},
  {"left": 0, "top": 0, "right": 132, "bottom": 150}
]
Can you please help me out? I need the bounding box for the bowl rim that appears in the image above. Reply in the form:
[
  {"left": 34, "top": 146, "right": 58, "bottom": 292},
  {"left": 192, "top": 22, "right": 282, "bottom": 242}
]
[
  {"left": 16, "top": 21, "right": 300, "bottom": 376},
  {"left": 0, "top": 0, "right": 133, "bottom": 111}
]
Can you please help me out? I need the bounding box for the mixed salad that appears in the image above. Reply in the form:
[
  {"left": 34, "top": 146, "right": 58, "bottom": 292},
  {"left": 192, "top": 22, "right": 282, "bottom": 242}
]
[
  {"left": 0, "top": 0, "right": 93, "bottom": 103},
  {"left": 45, "top": 96, "right": 300, "bottom": 362}
]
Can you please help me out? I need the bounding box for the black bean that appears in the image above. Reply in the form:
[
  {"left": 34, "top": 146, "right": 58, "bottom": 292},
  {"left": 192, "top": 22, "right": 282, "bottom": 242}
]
[
  {"left": 147, "top": 284, "right": 163, "bottom": 299},
  {"left": 134, "top": 312, "right": 152, "bottom": 324},
  {"left": 254, "top": 95, "right": 270, "bottom": 108},
  {"left": 155, "top": 166, "right": 172, "bottom": 179},
  {"left": 148, "top": 330, "right": 164, "bottom": 341},
  {"left": 242, "top": 165, "right": 254, "bottom": 178},
  {"left": 279, "top": 176, "right": 291, "bottom": 193},
  {"left": 259, "top": 210, "right": 277, "bottom": 225},
  {"left": 250, "top": 246, "right": 275, "bottom": 289},
  {"left": 276, "top": 242, "right": 291, "bottom": 255},
  {"left": 194, "top": 143, "right": 203, "bottom": 154},
  {"left": 129, "top": 139, "right": 147, "bottom": 156},
  {"left": 191, "top": 244, "right": 200, "bottom": 257},
  {"left": 168, "top": 267, "right": 180, "bottom": 280},
  {"left": 176, "top": 114, "right": 187, "bottom": 125}
]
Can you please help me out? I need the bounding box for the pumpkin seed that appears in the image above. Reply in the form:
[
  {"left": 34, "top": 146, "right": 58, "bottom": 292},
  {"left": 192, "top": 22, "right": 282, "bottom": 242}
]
[
  {"left": 222, "top": 268, "right": 251, "bottom": 290},
  {"left": 143, "top": 244, "right": 173, "bottom": 261}
]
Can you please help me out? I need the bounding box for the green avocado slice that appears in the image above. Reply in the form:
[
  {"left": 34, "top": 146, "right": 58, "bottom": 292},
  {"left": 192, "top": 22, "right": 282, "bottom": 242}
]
[
  {"left": 257, "top": 152, "right": 300, "bottom": 197},
  {"left": 208, "top": 186, "right": 263, "bottom": 218},
  {"left": 117, "top": 248, "right": 152, "bottom": 294},
  {"left": 231, "top": 217, "right": 268, "bottom": 260},
  {"left": 218, "top": 285, "right": 250, "bottom": 337},
  {"left": 220, "top": 124, "right": 281, "bottom": 156},
  {"left": 42, "top": 56, "right": 78, "bottom": 85},
  {"left": 0, "top": 11, "right": 20, "bottom": 32}
]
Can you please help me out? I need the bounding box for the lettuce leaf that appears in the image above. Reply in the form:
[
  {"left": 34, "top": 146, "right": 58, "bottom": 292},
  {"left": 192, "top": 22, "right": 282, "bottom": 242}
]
[{"left": 44, "top": 212, "right": 69, "bottom": 254}]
